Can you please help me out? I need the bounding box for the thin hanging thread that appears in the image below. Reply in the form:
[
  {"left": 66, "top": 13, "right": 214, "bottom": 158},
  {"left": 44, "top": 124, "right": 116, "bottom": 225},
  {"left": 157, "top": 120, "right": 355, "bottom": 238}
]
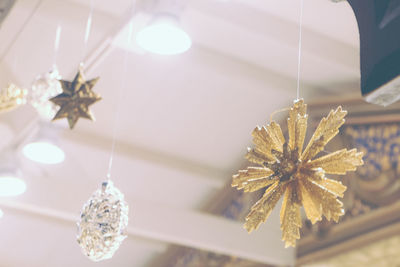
[
  {"left": 296, "top": 0, "right": 304, "bottom": 100},
  {"left": 82, "top": 0, "right": 95, "bottom": 63},
  {"left": 52, "top": 24, "right": 62, "bottom": 67},
  {"left": 106, "top": 20, "right": 135, "bottom": 181}
]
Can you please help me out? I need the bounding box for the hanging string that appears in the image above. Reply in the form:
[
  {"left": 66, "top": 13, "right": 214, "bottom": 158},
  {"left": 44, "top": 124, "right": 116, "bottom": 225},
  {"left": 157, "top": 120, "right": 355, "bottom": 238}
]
[
  {"left": 296, "top": 0, "right": 304, "bottom": 100},
  {"left": 82, "top": 0, "right": 95, "bottom": 63},
  {"left": 106, "top": 20, "right": 135, "bottom": 181},
  {"left": 52, "top": 24, "right": 62, "bottom": 68}
]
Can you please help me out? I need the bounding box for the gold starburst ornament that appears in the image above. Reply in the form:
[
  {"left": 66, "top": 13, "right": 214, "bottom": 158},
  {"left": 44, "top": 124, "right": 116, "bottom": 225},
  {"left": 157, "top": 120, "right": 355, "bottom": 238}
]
[
  {"left": 232, "top": 99, "right": 364, "bottom": 247},
  {"left": 50, "top": 64, "right": 101, "bottom": 129}
]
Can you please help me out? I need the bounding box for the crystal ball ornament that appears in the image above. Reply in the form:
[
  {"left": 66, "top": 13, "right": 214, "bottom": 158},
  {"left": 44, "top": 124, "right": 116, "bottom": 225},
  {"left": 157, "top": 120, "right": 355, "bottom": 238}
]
[
  {"left": 77, "top": 180, "right": 129, "bottom": 262},
  {"left": 30, "top": 67, "right": 62, "bottom": 120}
]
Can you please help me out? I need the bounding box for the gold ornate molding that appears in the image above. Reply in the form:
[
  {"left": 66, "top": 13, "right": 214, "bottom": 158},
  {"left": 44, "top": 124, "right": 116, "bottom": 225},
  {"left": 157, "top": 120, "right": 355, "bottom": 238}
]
[{"left": 299, "top": 225, "right": 400, "bottom": 267}]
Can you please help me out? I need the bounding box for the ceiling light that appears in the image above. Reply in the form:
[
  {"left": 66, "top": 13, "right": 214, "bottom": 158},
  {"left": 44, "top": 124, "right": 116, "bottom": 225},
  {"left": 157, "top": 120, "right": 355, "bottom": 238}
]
[
  {"left": 21, "top": 123, "right": 65, "bottom": 165},
  {"left": 0, "top": 175, "right": 26, "bottom": 197},
  {"left": 22, "top": 141, "right": 65, "bottom": 164},
  {"left": 136, "top": 15, "right": 192, "bottom": 55},
  {"left": 0, "top": 150, "right": 26, "bottom": 197}
]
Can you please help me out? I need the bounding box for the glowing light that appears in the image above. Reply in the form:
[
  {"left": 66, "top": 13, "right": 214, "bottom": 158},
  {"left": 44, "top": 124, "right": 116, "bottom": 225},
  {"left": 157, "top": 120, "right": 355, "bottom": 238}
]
[
  {"left": 0, "top": 209, "right": 3, "bottom": 218},
  {"left": 23, "top": 141, "right": 65, "bottom": 164},
  {"left": 136, "top": 18, "right": 191, "bottom": 55},
  {"left": 0, "top": 176, "right": 26, "bottom": 196}
]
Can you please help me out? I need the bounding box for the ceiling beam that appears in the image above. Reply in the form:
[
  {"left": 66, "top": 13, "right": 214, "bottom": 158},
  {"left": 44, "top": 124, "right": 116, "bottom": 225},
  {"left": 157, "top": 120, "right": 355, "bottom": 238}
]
[
  {"left": 184, "top": 0, "right": 359, "bottom": 85},
  {"left": 188, "top": 0, "right": 357, "bottom": 69},
  {"left": 0, "top": 199, "right": 294, "bottom": 265},
  {"left": 62, "top": 130, "right": 229, "bottom": 189}
]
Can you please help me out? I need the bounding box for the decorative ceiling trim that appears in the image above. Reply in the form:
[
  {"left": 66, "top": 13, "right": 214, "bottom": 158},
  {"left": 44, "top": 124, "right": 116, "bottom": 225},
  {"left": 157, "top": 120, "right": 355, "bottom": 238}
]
[
  {"left": 307, "top": 95, "right": 400, "bottom": 125},
  {"left": 304, "top": 234, "right": 400, "bottom": 267},
  {"left": 297, "top": 218, "right": 400, "bottom": 265}
]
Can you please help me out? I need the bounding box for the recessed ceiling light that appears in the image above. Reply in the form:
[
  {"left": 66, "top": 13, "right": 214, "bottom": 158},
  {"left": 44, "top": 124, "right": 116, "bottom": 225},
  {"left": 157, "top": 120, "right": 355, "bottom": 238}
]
[
  {"left": 22, "top": 141, "right": 65, "bottom": 164},
  {"left": 136, "top": 15, "right": 192, "bottom": 55},
  {"left": 0, "top": 176, "right": 26, "bottom": 197}
]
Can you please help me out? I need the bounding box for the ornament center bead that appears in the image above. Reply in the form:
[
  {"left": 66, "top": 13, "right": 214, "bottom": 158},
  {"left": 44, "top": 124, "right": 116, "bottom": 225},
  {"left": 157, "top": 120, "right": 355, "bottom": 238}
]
[
  {"left": 279, "top": 158, "right": 300, "bottom": 182},
  {"left": 264, "top": 145, "right": 301, "bottom": 183}
]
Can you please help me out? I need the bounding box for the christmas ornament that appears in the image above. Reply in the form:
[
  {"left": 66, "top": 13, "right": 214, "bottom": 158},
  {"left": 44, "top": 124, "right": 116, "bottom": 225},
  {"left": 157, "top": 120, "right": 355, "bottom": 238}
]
[
  {"left": 30, "top": 67, "right": 63, "bottom": 120},
  {"left": 77, "top": 180, "right": 129, "bottom": 262},
  {"left": 0, "top": 83, "right": 28, "bottom": 113},
  {"left": 49, "top": 65, "right": 101, "bottom": 129},
  {"left": 232, "top": 99, "right": 364, "bottom": 247}
]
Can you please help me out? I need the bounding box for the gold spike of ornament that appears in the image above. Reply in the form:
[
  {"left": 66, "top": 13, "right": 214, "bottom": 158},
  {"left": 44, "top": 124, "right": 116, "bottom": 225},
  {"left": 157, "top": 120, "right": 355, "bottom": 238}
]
[{"left": 232, "top": 99, "right": 364, "bottom": 247}]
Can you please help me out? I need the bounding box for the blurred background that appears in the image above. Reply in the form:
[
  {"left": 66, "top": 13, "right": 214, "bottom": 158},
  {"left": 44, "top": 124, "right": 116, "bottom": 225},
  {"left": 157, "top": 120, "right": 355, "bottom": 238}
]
[{"left": 0, "top": 0, "right": 399, "bottom": 266}]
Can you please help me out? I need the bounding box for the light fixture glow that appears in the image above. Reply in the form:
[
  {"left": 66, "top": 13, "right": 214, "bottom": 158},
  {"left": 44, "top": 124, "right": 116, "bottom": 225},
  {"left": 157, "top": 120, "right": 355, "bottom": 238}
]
[
  {"left": 23, "top": 141, "right": 65, "bottom": 164},
  {"left": 0, "top": 176, "right": 26, "bottom": 196},
  {"left": 136, "top": 18, "right": 192, "bottom": 55},
  {"left": 0, "top": 209, "right": 3, "bottom": 218}
]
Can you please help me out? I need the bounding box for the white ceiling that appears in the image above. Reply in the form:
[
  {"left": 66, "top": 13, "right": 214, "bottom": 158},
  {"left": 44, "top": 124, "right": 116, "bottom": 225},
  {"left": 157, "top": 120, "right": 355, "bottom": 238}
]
[{"left": 0, "top": 0, "right": 360, "bottom": 266}]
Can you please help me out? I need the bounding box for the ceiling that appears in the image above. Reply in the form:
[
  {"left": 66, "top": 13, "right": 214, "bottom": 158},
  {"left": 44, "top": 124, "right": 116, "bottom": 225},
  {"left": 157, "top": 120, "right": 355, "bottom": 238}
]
[{"left": 0, "top": 0, "right": 360, "bottom": 266}]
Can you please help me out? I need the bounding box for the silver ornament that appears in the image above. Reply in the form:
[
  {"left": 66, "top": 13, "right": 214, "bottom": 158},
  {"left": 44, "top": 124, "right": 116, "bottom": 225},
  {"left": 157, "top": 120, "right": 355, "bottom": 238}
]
[
  {"left": 30, "top": 67, "right": 62, "bottom": 120},
  {"left": 77, "top": 180, "right": 129, "bottom": 261}
]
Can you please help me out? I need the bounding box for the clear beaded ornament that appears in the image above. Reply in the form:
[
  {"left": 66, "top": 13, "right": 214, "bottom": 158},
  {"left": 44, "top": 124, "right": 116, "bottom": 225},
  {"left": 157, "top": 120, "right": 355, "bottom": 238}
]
[
  {"left": 30, "top": 67, "right": 62, "bottom": 120},
  {"left": 77, "top": 180, "right": 129, "bottom": 261}
]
